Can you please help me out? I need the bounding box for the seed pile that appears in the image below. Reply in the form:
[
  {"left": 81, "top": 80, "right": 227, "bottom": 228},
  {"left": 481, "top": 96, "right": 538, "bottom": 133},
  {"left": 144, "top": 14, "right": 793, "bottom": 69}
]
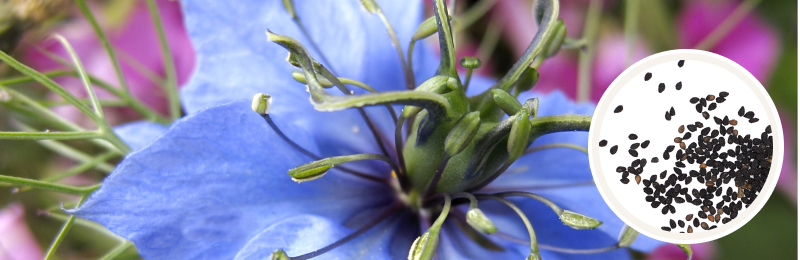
[{"left": 601, "top": 60, "right": 773, "bottom": 234}]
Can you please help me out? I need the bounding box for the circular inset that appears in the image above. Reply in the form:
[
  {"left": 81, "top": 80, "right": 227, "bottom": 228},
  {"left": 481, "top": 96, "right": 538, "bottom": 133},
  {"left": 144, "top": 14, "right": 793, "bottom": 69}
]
[{"left": 588, "top": 50, "right": 783, "bottom": 244}]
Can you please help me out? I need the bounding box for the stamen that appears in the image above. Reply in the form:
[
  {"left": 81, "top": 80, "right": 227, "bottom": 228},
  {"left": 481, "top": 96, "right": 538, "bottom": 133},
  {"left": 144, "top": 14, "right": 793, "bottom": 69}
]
[
  {"left": 251, "top": 94, "right": 387, "bottom": 183},
  {"left": 459, "top": 56, "right": 481, "bottom": 91},
  {"left": 288, "top": 203, "right": 402, "bottom": 260},
  {"left": 281, "top": 0, "right": 337, "bottom": 76},
  {"left": 452, "top": 192, "right": 496, "bottom": 234},
  {"left": 477, "top": 195, "right": 541, "bottom": 260},
  {"left": 493, "top": 231, "right": 622, "bottom": 254},
  {"left": 291, "top": 71, "right": 398, "bottom": 124},
  {"left": 289, "top": 153, "right": 400, "bottom": 183},
  {"left": 491, "top": 191, "right": 602, "bottom": 230},
  {"left": 409, "top": 193, "right": 451, "bottom": 260},
  {"left": 359, "top": 0, "right": 415, "bottom": 90}
]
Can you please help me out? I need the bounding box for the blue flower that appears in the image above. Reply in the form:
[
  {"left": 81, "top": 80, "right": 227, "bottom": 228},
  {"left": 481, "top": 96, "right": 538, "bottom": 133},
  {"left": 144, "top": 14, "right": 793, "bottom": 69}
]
[{"left": 72, "top": 0, "right": 665, "bottom": 259}]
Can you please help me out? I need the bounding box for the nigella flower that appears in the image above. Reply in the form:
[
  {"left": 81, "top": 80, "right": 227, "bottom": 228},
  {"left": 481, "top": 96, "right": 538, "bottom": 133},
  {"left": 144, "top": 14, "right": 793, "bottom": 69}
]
[{"left": 70, "top": 0, "right": 664, "bottom": 259}]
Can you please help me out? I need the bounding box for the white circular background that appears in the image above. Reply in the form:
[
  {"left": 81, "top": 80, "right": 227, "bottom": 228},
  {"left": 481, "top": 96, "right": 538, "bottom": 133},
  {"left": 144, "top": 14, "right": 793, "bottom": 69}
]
[{"left": 588, "top": 49, "right": 784, "bottom": 244}]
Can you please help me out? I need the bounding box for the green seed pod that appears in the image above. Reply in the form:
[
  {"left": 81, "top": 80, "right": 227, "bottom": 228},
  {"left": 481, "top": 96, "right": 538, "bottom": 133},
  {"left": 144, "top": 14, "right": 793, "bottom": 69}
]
[
  {"left": 444, "top": 112, "right": 481, "bottom": 157},
  {"left": 270, "top": 249, "right": 290, "bottom": 260},
  {"left": 459, "top": 56, "right": 482, "bottom": 69},
  {"left": 251, "top": 93, "right": 272, "bottom": 115},
  {"left": 559, "top": 210, "right": 602, "bottom": 230},
  {"left": 507, "top": 110, "right": 531, "bottom": 162},
  {"left": 281, "top": 0, "right": 296, "bottom": 18},
  {"left": 516, "top": 67, "right": 540, "bottom": 94},
  {"left": 288, "top": 162, "right": 333, "bottom": 183},
  {"left": 491, "top": 89, "right": 523, "bottom": 116},
  {"left": 542, "top": 19, "right": 567, "bottom": 58},
  {"left": 617, "top": 225, "right": 640, "bottom": 248},
  {"left": 466, "top": 208, "right": 497, "bottom": 234},
  {"left": 408, "top": 230, "right": 440, "bottom": 260}
]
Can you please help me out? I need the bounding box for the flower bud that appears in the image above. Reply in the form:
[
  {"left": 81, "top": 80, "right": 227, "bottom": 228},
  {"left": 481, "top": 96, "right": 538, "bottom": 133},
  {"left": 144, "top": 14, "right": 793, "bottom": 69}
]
[
  {"left": 466, "top": 208, "right": 496, "bottom": 234},
  {"left": 444, "top": 112, "right": 481, "bottom": 157},
  {"left": 459, "top": 56, "right": 482, "bottom": 69},
  {"left": 491, "top": 89, "right": 522, "bottom": 116},
  {"left": 523, "top": 97, "right": 539, "bottom": 118},
  {"left": 251, "top": 93, "right": 272, "bottom": 115},
  {"left": 270, "top": 249, "right": 290, "bottom": 260},
  {"left": 559, "top": 210, "right": 602, "bottom": 230},
  {"left": 359, "top": 0, "right": 378, "bottom": 13}
]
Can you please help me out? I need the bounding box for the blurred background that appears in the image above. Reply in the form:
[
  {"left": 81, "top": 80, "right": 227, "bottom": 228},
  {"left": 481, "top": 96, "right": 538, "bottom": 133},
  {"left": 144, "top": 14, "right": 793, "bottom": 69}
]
[{"left": 0, "top": 0, "right": 796, "bottom": 259}]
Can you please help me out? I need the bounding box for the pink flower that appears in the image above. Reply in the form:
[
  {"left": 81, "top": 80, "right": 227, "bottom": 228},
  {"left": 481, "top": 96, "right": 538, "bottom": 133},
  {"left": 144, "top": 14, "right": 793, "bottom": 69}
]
[
  {"left": 23, "top": 0, "right": 195, "bottom": 125},
  {"left": 648, "top": 242, "right": 718, "bottom": 260},
  {"left": 0, "top": 203, "right": 43, "bottom": 260}
]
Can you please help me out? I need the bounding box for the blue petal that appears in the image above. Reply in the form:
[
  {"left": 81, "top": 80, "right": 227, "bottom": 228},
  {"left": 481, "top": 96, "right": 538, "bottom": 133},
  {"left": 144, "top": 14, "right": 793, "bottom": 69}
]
[
  {"left": 113, "top": 121, "right": 168, "bottom": 151},
  {"left": 180, "top": 0, "right": 436, "bottom": 159},
  {"left": 234, "top": 212, "right": 412, "bottom": 260},
  {"left": 71, "top": 101, "right": 394, "bottom": 260}
]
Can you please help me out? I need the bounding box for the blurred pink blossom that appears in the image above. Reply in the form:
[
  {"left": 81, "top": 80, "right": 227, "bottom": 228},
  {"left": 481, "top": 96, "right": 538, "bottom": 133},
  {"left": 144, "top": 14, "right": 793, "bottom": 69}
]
[
  {"left": 648, "top": 242, "right": 718, "bottom": 260},
  {"left": 0, "top": 203, "right": 43, "bottom": 260},
  {"left": 677, "top": 0, "right": 780, "bottom": 83},
  {"left": 23, "top": 0, "right": 194, "bottom": 125}
]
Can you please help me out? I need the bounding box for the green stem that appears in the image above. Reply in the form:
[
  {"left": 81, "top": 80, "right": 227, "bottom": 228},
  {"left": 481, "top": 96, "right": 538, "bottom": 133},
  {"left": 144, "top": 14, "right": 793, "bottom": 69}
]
[
  {"left": 0, "top": 175, "right": 98, "bottom": 195},
  {"left": 480, "top": 195, "right": 540, "bottom": 258},
  {"left": 694, "top": 0, "right": 764, "bottom": 50},
  {"left": 52, "top": 35, "right": 105, "bottom": 119},
  {"left": 576, "top": 0, "right": 601, "bottom": 102},
  {"left": 44, "top": 196, "right": 86, "bottom": 260},
  {"left": 18, "top": 152, "right": 116, "bottom": 193},
  {"left": 0, "top": 131, "right": 103, "bottom": 140},
  {"left": 145, "top": 0, "right": 181, "bottom": 120},
  {"left": 623, "top": 0, "right": 640, "bottom": 67},
  {"left": 528, "top": 114, "right": 592, "bottom": 140},
  {"left": 100, "top": 241, "right": 134, "bottom": 260},
  {"left": 75, "top": 0, "right": 132, "bottom": 95},
  {"left": 524, "top": 143, "right": 588, "bottom": 155},
  {"left": 493, "top": 191, "right": 564, "bottom": 215}
]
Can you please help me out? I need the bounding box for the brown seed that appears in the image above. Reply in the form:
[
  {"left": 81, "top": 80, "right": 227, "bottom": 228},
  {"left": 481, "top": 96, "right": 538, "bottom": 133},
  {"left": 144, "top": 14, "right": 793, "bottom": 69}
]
[
  {"left": 701, "top": 222, "right": 709, "bottom": 230},
  {"left": 717, "top": 208, "right": 723, "bottom": 215},
  {"left": 708, "top": 215, "right": 714, "bottom": 222},
  {"left": 715, "top": 214, "right": 721, "bottom": 223},
  {"left": 733, "top": 130, "right": 739, "bottom": 136},
  {"left": 703, "top": 136, "right": 711, "bottom": 143},
  {"left": 687, "top": 226, "right": 693, "bottom": 233},
  {"left": 686, "top": 214, "right": 693, "bottom": 221},
  {"left": 730, "top": 119, "right": 738, "bottom": 125},
  {"left": 700, "top": 164, "right": 707, "bottom": 168},
  {"left": 767, "top": 158, "right": 772, "bottom": 162},
  {"left": 678, "top": 125, "right": 685, "bottom": 133},
  {"left": 635, "top": 175, "right": 642, "bottom": 184},
  {"left": 738, "top": 187, "right": 744, "bottom": 198},
  {"left": 707, "top": 95, "right": 715, "bottom": 101},
  {"left": 679, "top": 142, "right": 686, "bottom": 150},
  {"left": 681, "top": 154, "right": 687, "bottom": 161},
  {"left": 706, "top": 181, "right": 714, "bottom": 187},
  {"left": 674, "top": 137, "right": 682, "bottom": 143},
  {"left": 747, "top": 183, "right": 752, "bottom": 189}
]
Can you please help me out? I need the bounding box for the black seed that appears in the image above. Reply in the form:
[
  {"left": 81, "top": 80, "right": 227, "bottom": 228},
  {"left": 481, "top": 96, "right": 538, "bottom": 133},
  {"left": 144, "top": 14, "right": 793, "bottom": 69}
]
[
  {"left": 670, "top": 219, "right": 676, "bottom": 228},
  {"left": 662, "top": 205, "right": 670, "bottom": 214},
  {"left": 678, "top": 60, "right": 685, "bottom": 67},
  {"left": 661, "top": 226, "right": 671, "bottom": 231},
  {"left": 658, "top": 83, "right": 666, "bottom": 93},
  {"left": 766, "top": 125, "right": 772, "bottom": 133},
  {"left": 701, "top": 127, "right": 711, "bottom": 136},
  {"left": 690, "top": 97, "right": 700, "bottom": 104},
  {"left": 621, "top": 178, "right": 630, "bottom": 184},
  {"left": 631, "top": 143, "right": 640, "bottom": 149},
  {"left": 614, "top": 105, "right": 623, "bottom": 113},
  {"left": 665, "top": 112, "right": 672, "bottom": 121},
  {"left": 676, "top": 82, "right": 683, "bottom": 90},
  {"left": 714, "top": 116, "right": 722, "bottom": 124},
  {"left": 695, "top": 103, "right": 703, "bottom": 113},
  {"left": 610, "top": 145, "right": 618, "bottom": 154},
  {"left": 599, "top": 140, "right": 608, "bottom": 147},
  {"left": 700, "top": 98, "right": 707, "bottom": 107},
  {"left": 678, "top": 220, "right": 685, "bottom": 228},
  {"left": 663, "top": 151, "right": 670, "bottom": 160},
  {"left": 703, "top": 112, "right": 710, "bottom": 119},
  {"left": 629, "top": 134, "right": 638, "bottom": 140},
  {"left": 744, "top": 111, "right": 755, "bottom": 118},
  {"left": 719, "top": 91, "right": 729, "bottom": 97},
  {"left": 669, "top": 205, "right": 676, "bottom": 214},
  {"left": 670, "top": 107, "right": 676, "bottom": 116},
  {"left": 660, "top": 170, "right": 667, "bottom": 179},
  {"left": 716, "top": 97, "right": 726, "bottom": 103},
  {"left": 651, "top": 201, "right": 661, "bottom": 208},
  {"left": 738, "top": 106, "right": 745, "bottom": 116},
  {"left": 652, "top": 157, "right": 659, "bottom": 163},
  {"left": 642, "top": 140, "right": 650, "bottom": 148},
  {"left": 645, "top": 72, "right": 653, "bottom": 81},
  {"left": 708, "top": 103, "right": 717, "bottom": 111},
  {"left": 666, "top": 145, "right": 676, "bottom": 152},
  {"left": 722, "top": 218, "right": 731, "bottom": 224},
  {"left": 629, "top": 149, "right": 638, "bottom": 157},
  {"left": 616, "top": 166, "right": 626, "bottom": 172},
  {"left": 693, "top": 218, "right": 700, "bottom": 227},
  {"left": 683, "top": 132, "right": 692, "bottom": 139},
  {"left": 631, "top": 160, "right": 640, "bottom": 167},
  {"left": 749, "top": 118, "right": 760, "bottom": 123}
]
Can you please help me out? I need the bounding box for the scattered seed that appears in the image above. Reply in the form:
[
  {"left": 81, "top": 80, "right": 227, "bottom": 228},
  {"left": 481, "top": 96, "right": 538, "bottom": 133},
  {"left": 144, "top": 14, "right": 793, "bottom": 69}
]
[
  {"left": 719, "top": 91, "right": 729, "bottom": 97},
  {"left": 707, "top": 95, "right": 715, "bottom": 101},
  {"left": 685, "top": 214, "right": 693, "bottom": 221},
  {"left": 730, "top": 119, "right": 737, "bottom": 125},
  {"left": 641, "top": 140, "right": 650, "bottom": 148},
  {"left": 674, "top": 137, "right": 682, "bottom": 143},
  {"left": 629, "top": 149, "right": 638, "bottom": 157},
  {"left": 651, "top": 157, "right": 659, "bottom": 163},
  {"left": 661, "top": 226, "right": 671, "bottom": 231},
  {"left": 738, "top": 106, "right": 745, "bottom": 116},
  {"left": 675, "top": 82, "right": 683, "bottom": 90},
  {"left": 635, "top": 175, "right": 642, "bottom": 184},
  {"left": 670, "top": 107, "right": 676, "bottom": 116},
  {"left": 687, "top": 226, "right": 693, "bottom": 233},
  {"left": 610, "top": 145, "right": 618, "bottom": 155},
  {"left": 614, "top": 105, "right": 624, "bottom": 113},
  {"left": 658, "top": 83, "right": 666, "bottom": 93},
  {"left": 708, "top": 103, "right": 717, "bottom": 111},
  {"left": 702, "top": 112, "right": 710, "bottom": 119},
  {"left": 678, "top": 125, "right": 685, "bottom": 133},
  {"left": 629, "top": 134, "right": 638, "bottom": 140},
  {"left": 630, "top": 143, "right": 640, "bottom": 149},
  {"left": 645, "top": 72, "right": 653, "bottom": 81}
]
